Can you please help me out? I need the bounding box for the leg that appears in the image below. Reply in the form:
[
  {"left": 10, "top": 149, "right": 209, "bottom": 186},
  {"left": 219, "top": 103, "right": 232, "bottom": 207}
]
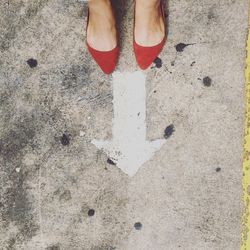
[
  {"left": 87, "top": 0, "right": 117, "bottom": 51},
  {"left": 135, "top": 0, "right": 165, "bottom": 46}
]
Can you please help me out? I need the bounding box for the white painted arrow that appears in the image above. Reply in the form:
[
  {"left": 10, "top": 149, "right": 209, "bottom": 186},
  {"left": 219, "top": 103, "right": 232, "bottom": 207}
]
[{"left": 92, "top": 71, "right": 165, "bottom": 177}]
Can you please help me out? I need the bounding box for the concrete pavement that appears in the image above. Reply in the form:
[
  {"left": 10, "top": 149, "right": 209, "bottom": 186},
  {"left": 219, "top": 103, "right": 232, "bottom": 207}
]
[{"left": 0, "top": 0, "right": 248, "bottom": 249}]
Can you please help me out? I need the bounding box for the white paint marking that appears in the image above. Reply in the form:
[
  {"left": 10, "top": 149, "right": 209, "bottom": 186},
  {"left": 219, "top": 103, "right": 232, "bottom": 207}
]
[{"left": 92, "top": 71, "right": 165, "bottom": 177}]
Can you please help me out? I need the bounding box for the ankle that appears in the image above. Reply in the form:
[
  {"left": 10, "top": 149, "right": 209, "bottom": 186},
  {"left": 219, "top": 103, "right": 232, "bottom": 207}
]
[
  {"left": 88, "top": 1, "right": 115, "bottom": 29},
  {"left": 88, "top": 0, "right": 113, "bottom": 19},
  {"left": 136, "top": 0, "right": 160, "bottom": 10}
]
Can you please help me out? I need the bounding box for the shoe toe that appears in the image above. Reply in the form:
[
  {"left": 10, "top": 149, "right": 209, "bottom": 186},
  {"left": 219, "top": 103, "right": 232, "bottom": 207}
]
[
  {"left": 87, "top": 43, "right": 119, "bottom": 75},
  {"left": 133, "top": 39, "right": 165, "bottom": 70}
]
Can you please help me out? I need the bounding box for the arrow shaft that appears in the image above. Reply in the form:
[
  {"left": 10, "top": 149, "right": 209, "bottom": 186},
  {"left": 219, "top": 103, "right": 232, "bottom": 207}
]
[{"left": 112, "top": 72, "right": 147, "bottom": 143}]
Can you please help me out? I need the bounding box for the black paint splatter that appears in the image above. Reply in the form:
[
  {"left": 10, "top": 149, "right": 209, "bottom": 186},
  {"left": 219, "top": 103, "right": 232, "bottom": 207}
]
[
  {"left": 153, "top": 57, "right": 162, "bottom": 68},
  {"left": 164, "top": 124, "right": 175, "bottom": 139},
  {"left": 134, "top": 222, "right": 142, "bottom": 230},
  {"left": 175, "top": 43, "right": 195, "bottom": 52},
  {"left": 107, "top": 158, "right": 116, "bottom": 165},
  {"left": 60, "top": 133, "right": 70, "bottom": 146},
  {"left": 202, "top": 76, "right": 212, "bottom": 87},
  {"left": 88, "top": 209, "right": 95, "bottom": 217},
  {"left": 26, "top": 58, "right": 38, "bottom": 68},
  {"left": 190, "top": 61, "right": 196, "bottom": 67},
  {"left": 216, "top": 167, "right": 221, "bottom": 172}
]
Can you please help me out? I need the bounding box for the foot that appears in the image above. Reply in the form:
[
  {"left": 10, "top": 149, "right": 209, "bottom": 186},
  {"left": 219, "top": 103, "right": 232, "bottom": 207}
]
[
  {"left": 87, "top": 0, "right": 117, "bottom": 51},
  {"left": 134, "top": 0, "right": 165, "bottom": 47}
]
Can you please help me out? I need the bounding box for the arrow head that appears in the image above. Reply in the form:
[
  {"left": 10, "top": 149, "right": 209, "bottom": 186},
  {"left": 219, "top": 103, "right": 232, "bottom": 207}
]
[{"left": 92, "top": 139, "right": 165, "bottom": 177}]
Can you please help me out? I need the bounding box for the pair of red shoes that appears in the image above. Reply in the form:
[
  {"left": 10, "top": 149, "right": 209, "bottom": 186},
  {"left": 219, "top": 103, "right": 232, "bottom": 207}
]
[{"left": 86, "top": 1, "right": 166, "bottom": 75}]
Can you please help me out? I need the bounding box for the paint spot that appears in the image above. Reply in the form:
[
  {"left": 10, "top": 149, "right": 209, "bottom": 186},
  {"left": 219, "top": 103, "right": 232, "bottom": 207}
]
[
  {"left": 202, "top": 76, "right": 212, "bottom": 87},
  {"left": 60, "top": 133, "right": 70, "bottom": 146},
  {"left": 164, "top": 124, "right": 175, "bottom": 139},
  {"left": 153, "top": 90, "right": 157, "bottom": 93},
  {"left": 216, "top": 167, "right": 221, "bottom": 172},
  {"left": 107, "top": 158, "right": 116, "bottom": 165},
  {"left": 175, "top": 43, "right": 195, "bottom": 52},
  {"left": 153, "top": 57, "right": 162, "bottom": 68},
  {"left": 171, "top": 61, "right": 175, "bottom": 66},
  {"left": 190, "top": 61, "right": 196, "bottom": 66},
  {"left": 26, "top": 58, "right": 38, "bottom": 68},
  {"left": 46, "top": 244, "right": 60, "bottom": 250},
  {"left": 134, "top": 222, "right": 142, "bottom": 230},
  {"left": 88, "top": 209, "right": 95, "bottom": 217}
]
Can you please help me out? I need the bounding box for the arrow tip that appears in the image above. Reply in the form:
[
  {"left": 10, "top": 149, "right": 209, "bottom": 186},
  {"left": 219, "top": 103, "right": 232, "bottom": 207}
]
[{"left": 91, "top": 139, "right": 165, "bottom": 177}]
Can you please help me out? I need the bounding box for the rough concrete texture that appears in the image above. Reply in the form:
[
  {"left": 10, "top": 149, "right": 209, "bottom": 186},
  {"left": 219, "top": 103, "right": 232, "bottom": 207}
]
[{"left": 0, "top": 0, "right": 248, "bottom": 249}]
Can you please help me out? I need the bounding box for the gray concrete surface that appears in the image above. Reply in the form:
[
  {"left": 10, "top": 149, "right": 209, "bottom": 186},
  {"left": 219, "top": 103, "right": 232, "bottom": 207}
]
[{"left": 0, "top": 0, "right": 248, "bottom": 249}]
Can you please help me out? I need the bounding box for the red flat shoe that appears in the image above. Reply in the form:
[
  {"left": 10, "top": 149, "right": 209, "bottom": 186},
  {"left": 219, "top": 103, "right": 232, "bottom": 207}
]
[
  {"left": 133, "top": 0, "right": 166, "bottom": 70},
  {"left": 86, "top": 8, "right": 119, "bottom": 75}
]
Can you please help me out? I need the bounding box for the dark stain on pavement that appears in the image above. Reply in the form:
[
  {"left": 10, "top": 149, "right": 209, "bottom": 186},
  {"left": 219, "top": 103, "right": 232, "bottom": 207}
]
[
  {"left": 0, "top": 108, "right": 42, "bottom": 246},
  {"left": 153, "top": 57, "right": 163, "bottom": 68},
  {"left": 26, "top": 58, "right": 38, "bottom": 68},
  {"left": 0, "top": 116, "right": 36, "bottom": 162},
  {"left": 202, "top": 76, "right": 212, "bottom": 87},
  {"left": 61, "top": 64, "right": 90, "bottom": 90},
  {"left": 88, "top": 209, "right": 95, "bottom": 217},
  {"left": 216, "top": 167, "right": 221, "bottom": 172},
  {"left": 60, "top": 133, "right": 70, "bottom": 146},
  {"left": 134, "top": 222, "right": 142, "bottom": 230},
  {"left": 107, "top": 158, "right": 116, "bottom": 165},
  {"left": 0, "top": 0, "right": 50, "bottom": 51},
  {"left": 164, "top": 124, "right": 175, "bottom": 139},
  {"left": 175, "top": 43, "right": 195, "bottom": 52},
  {"left": 190, "top": 61, "right": 196, "bottom": 67},
  {"left": 1, "top": 170, "right": 39, "bottom": 243}
]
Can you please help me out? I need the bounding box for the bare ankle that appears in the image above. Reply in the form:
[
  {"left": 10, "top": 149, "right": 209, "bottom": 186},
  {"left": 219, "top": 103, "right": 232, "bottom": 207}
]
[{"left": 136, "top": 0, "right": 160, "bottom": 9}]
